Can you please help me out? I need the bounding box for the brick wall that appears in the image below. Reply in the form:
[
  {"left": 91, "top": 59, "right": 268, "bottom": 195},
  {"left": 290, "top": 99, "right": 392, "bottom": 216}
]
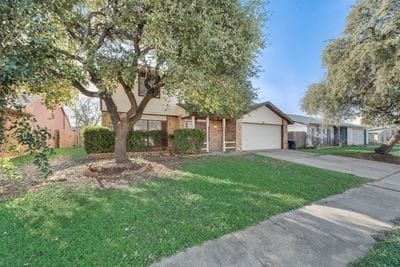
[
  {"left": 209, "top": 119, "right": 222, "bottom": 151},
  {"left": 167, "top": 116, "right": 182, "bottom": 150},
  {"left": 101, "top": 111, "right": 113, "bottom": 128}
]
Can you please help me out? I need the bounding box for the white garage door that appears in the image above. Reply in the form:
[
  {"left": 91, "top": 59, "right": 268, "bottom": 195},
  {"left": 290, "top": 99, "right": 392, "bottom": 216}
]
[
  {"left": 242, "top": 123, "right": 282, "bottom": 150},
  {"left": 351, "top": 129, "right": 365, "bottom": 145}
]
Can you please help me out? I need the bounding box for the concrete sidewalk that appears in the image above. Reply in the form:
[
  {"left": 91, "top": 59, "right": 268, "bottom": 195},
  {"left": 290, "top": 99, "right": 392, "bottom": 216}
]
[{"left": 152, "top": 153, "right": 400, "bottom": 267}]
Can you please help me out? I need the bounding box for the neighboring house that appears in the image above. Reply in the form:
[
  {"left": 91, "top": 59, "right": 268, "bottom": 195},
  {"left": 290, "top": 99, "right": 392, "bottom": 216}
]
[
  {"left": 19, "top": 95, "right": 71, "bottom": 133},
  {"left": 287, "top": 114, "right": 368, "bottom": 148},
  {"left": 368, "top": 127, "right": 395, "bottom": 144},
  {"left": 3, "top": 95, "right": 75, "bottom": 152},
  {"left": 101, "top": 78, "right": 293, "bottom": 152}
]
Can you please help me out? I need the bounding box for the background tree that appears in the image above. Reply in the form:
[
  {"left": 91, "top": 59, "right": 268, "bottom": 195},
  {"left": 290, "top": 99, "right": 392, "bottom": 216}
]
[
  {"left": 67, "top": 95, "right": 100, "bottom": 127},
  {"left": 302, "top": 0, "right": 400, "bottom": 154},
  {"left": 30, "top": 0, "right": 265, "bottom": 163}
]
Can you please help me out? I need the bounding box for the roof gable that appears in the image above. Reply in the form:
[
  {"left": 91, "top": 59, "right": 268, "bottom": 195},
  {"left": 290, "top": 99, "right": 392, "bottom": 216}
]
[{"left": 247, "top": 102, "right": 294, "bottom": 124}]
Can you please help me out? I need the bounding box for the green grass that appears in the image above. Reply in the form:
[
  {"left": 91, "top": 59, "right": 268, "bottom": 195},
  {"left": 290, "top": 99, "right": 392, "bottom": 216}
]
[
  {"left": 0, "top": 155, "right": 367, "bottom": 266},
  {"left": 303, "top": 145, "right": 400, "bottom": 157},
  {"left": 353, "top": 227, "right": 400, "bottom": 267},
  {"left": 9, "top": 147, "right": 87, "bottom": 167}
]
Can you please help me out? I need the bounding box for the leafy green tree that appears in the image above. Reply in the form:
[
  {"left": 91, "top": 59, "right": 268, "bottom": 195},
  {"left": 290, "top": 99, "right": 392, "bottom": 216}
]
[
  {"left": 302, "top": 0, "right": 400, "bottom": 154},
  {"left": 1, "top": 0, "right": 75, "bottom": 176},
  {"left": 26, "top": 0, "right": 265, "bottom": 163}
]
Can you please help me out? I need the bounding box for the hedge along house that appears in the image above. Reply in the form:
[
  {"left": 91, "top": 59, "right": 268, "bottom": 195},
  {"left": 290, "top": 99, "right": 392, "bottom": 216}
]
[
  {"left": 101, "top": 75, "right": 293, "bottom": 152},
  {"left": 287, "top": 114, "right": 368, "bottom": 148}
]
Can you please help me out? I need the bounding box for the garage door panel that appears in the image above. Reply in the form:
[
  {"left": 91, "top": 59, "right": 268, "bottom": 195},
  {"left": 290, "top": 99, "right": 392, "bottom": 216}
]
[{"left": 242, "top": 123, "right": 282, "bottom": 150}]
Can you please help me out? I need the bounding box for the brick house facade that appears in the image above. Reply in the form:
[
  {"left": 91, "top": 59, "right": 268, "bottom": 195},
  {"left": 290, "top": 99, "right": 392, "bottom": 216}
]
[{"left": 102, "top": 99, "right": 292, "bottom": 152}]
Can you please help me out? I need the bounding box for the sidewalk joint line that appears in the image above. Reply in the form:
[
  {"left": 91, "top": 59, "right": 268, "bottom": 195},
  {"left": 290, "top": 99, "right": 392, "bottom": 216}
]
[
  {"left": 366, "top": 183, "right": 400, "bottom": 193},
  {"left": 377, "top": 169, "right": 400, "bottom": 181}
]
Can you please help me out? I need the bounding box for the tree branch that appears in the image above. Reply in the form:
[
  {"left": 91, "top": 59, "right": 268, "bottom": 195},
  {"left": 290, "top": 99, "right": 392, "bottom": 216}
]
[
  {"left": 141, "top": 46, "right": 152, "bottom": 55},
  {"left": 128, "top": 92, "right": 153, "bottom": 124},
  {"left": 134, "top": 23, "right": 144, "bottom": 54},
  {"left": 103, "top": 95, "right": 121, "bottom": 126},
  {"left": 56, "top": 49, "right": 84, "bottom": 62},
  {"left": 117, "top": 72, "right": 138, "bottom": 115},
  {"left": 72, "top": 80, "right": 99, "bottom": 98},
  {"left": 95, "top": 26, "right": 111, "bottom": 51}
]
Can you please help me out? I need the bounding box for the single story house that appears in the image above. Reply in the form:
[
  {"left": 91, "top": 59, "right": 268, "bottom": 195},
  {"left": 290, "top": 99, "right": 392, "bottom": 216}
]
[
  {"left": 101, "top": 79, "right": 293, "bottom": 152},
  {"left": 287, "top": 114, "right": 368, "bottom": 148},
  {"left": 368, "top": 127, "right": 396, "bottom": 144}
]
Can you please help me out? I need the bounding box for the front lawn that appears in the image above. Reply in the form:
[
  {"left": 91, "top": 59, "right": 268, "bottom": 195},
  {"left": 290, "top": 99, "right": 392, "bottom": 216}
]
[
  {"left": 304, "top": 145, "right": 400, "bottom": 157},
  {"left": 353, "top": 227, "right": 400, "bottom": 267},
  {"left": 0, "top": 155, "right": 367, "bottom": 266},
  {"left": 10, "top": 147, "right": 87, "bottom": 167}
]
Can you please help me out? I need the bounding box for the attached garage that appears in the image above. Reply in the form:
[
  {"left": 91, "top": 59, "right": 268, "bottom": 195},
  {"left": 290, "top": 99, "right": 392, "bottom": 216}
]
[
  {"left": 240, "top": 102, "right": 293, "bottom": 151},
  {"left": 242, "top": 123, "right": 282, "bottom": 150},
  {"left": 348, "top": 127, "right": 367, "bottom": 146},
  {"left": 177, "top": 101, "right": 292, "bottom": 152}
]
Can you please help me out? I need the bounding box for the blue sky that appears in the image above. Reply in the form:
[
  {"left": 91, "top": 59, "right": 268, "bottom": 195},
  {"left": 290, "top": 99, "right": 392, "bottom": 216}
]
[{"left": 252, "top": 0, "right": 355, "bottom": 115}]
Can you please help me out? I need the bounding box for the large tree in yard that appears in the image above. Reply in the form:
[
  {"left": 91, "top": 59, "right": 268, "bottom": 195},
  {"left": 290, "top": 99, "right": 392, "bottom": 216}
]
[
  {"left": 33, "top": 0, "right": 265, "bottom": 163},
  {"left": 302, "top": 0, "right": 400, "bottom": 154}
]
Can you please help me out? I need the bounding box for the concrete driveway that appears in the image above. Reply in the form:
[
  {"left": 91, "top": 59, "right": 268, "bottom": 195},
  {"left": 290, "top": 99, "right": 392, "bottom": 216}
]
[{"left": 256, "top": 149, "right": 400, "bottom": 180}]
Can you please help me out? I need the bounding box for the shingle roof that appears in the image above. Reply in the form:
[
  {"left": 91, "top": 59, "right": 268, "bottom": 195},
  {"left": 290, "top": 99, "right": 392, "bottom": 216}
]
[
  {"left": 287, "top": 114, "right": 367, "bottom": 128},
  {"left": 178, "top": 101, "right": 294, "bottom": 123}
]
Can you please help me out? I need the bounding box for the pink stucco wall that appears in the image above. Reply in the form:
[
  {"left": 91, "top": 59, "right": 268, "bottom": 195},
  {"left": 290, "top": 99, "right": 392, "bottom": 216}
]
[{"left": 24, "top": 99, "right": 70, "bottom": 131}]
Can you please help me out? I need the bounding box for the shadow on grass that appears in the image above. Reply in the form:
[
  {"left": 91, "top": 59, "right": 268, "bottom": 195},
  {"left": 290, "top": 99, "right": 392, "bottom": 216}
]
[{"left": 0, "top": 154, "right": 366, "bottom": 266}]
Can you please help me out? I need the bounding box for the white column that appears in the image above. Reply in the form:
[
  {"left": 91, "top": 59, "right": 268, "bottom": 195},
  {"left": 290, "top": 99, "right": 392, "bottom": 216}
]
[
  {"left": 206, "top": 117, "right": 210, "bottom": 152},
  {"left": 191, "top": 116, "right": 195, "bottom": 129},
  {"left": 222, "top": 118, "right": 226, "bottom": 152}
]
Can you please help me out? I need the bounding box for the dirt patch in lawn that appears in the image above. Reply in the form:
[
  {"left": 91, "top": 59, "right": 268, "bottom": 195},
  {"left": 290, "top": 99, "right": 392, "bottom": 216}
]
[
  {"left": 1, "top": 153, "right": 190, "bottom": 200},
  {"left": 338, "top": 153, "right": 400, "bottom": 165}
]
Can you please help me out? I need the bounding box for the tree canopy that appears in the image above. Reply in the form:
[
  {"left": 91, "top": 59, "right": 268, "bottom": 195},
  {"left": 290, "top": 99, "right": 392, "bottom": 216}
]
[
  {"left": 31, "top": 0, "right": 264, "bottom": 162},
  {"left": 302, "top": 0, "right": 400, "bottom": 126},
  {"left": 34, "top": 0, "right": 264, "bottom": 117}
]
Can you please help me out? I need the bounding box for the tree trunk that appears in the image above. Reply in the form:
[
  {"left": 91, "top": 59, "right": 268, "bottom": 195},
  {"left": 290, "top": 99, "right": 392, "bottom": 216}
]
[
  {"left": 114, "top": 124, "right": 130, "bottom": 163},
  {"left": 375, "top": 130, "right": 400, "bottom": 155}
]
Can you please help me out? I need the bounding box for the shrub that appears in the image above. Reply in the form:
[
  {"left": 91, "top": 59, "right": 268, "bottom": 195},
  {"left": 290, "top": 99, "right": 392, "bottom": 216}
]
[
  {"left": 83, "top": 126, "right": 165, "bottom": 154},
  {"left": 83, "top": 126, "right": 115, "bottom": 153},
  {"left": 173, "top": 129, "right": 206, "bottom": 154},
  {"left": 126, "top": 131, "right": 147, "bottom": 152},
  {"left": 148, "top": 130, "right": 163, "bottom": 146}
]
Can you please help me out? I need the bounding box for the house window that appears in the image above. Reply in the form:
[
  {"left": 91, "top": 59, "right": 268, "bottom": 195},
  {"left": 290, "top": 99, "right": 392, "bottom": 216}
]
[
  {"left": 138, "top": 74, "right": 160, "bottom": 98},
  {"left": 184, "top": 120, "right": 193, "bottom": 129},
  {"left": 134, "top": 120, "right": 166, "bottom": 147},
  {"left": 134, "top": 120, "right": 162, "bottom": 131}
]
